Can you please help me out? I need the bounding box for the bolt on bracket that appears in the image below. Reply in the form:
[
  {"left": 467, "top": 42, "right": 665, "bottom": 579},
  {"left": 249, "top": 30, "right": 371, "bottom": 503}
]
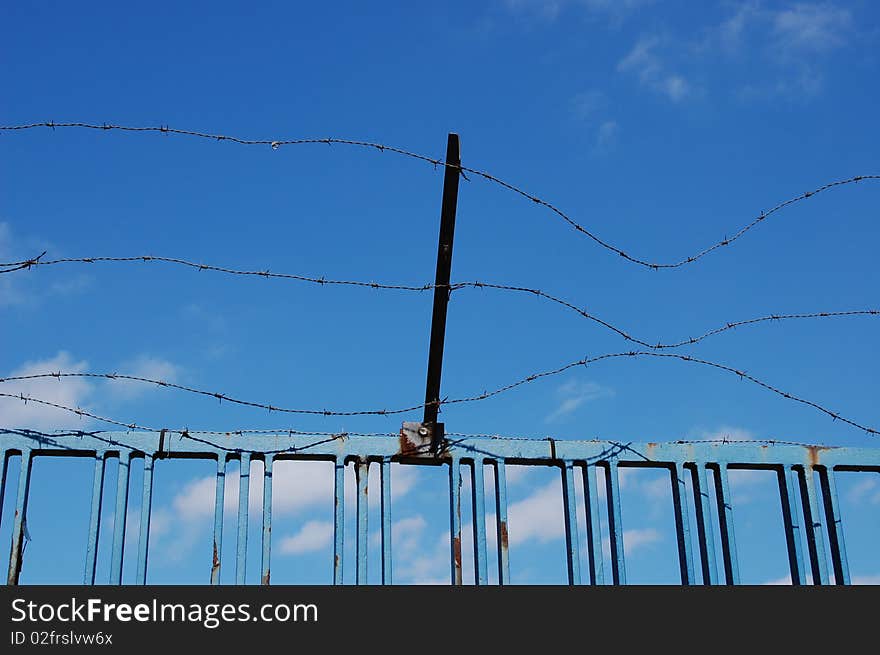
[{"left": 400, "top": 421, "right": 444, "bottom": 457}]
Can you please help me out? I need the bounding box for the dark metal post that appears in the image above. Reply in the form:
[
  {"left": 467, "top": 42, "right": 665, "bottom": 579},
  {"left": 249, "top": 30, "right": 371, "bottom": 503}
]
[{"left": 423, "top": 133, "right": 461, "bottom": 451}]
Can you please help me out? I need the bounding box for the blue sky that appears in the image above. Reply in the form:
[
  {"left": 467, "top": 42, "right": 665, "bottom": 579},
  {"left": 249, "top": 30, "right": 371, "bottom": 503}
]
[{"left": 1, "top": 1, "right": 878, "bottom": 585}]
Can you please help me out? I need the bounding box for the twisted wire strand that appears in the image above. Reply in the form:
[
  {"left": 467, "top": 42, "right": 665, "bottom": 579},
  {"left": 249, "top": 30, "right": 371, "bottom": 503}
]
[
  {"left": 3, "top": 253, "right": 876, "bottom": 350},
  {"left": 2, "top": 349, "right": 876, "bottom": 434},
  {"left": 2, "top": 122, "right": 876, "bottom": 268}
]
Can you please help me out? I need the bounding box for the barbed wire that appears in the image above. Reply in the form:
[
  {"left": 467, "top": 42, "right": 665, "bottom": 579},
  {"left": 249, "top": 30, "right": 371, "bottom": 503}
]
[
  {"left": 1, "top": 349, "right": 876, "bottom": 434},
  {"left": 0, "top": 424, "right": 851, "bottom": 460},
  {"left": 2, "top": 252, "right": 876, "bottom": 350},
  {"left": 0, "top": 425, "right": 357, "bottom": 456},
  {"left": 0, "top": 253, "right": 434, "bottom": 291},
  {"left": 2, "top": 122, "right": 876, "bottom": 269}
]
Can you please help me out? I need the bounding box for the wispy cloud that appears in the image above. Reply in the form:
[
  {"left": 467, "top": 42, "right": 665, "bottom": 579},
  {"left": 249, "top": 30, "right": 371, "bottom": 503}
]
[
  {"left": 104, "top": 355, "right": 182, "bottom": 400},
  {"left": 545, "top": 379, "right": 613, "bottom": 423},
  {"left": 621, "top": 527, "right": 662, "bottom": 556},
  {"left": 691, "top": 425, "right": 755, "bottom": 442},
  {"left": 618, "top": 35, "right": 691, "bottom": 102},
  {"left": 0, "top": 222, "right": 38, "bottom": 307},
  {"left": 0, "top": 222, "right": 91, "bottom": 307},
  {"left": 505, "top": 0, "right": 653, "bottom": 23},
  {"left": 571, "top": 89, "right": 607, "bottom": 121},
  {"left": 763, "top": 572, "right": 880, "bottom": 585},
  {"left": 848, "top": 477, "right": 880, "bottom": 505},
  {"left": 570, "top": 91, "right": 620, "bottom": 153},
  {"left": 149, "top": 462, "right": 418, "bottom": 564},
  {"left": 595, "top": 120, "right": 619, "bottom": 151},
  {"left": 278, "top": 520, "right": 333, "bottom": 556},
  {"left": 506, "top": 480, "right": 565, "bottom": 545},
  {"left": 0, "top": 352, "right": 94, "bottom": 430},
  {"left": 707, "top": 2, "right": 855, "bottom": 98},
  {"left": 771, "top": 3, "right": 853, "bottom": 56}
]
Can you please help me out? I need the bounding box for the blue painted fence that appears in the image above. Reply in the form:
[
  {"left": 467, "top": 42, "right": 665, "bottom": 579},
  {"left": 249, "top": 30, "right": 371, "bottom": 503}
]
[{"left": 1, "top": 429, "right": 877, "bottom": 585}]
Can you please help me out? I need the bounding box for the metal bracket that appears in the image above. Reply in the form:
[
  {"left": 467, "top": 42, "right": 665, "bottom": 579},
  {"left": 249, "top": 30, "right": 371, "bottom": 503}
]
[{"left": 399, "top": 421, "right": 444, "bottom": 457}]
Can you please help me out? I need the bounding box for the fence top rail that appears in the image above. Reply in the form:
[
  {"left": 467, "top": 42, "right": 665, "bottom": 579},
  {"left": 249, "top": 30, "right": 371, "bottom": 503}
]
[{"left": 2, "top": 429, "right": 879, "bottom": 469}]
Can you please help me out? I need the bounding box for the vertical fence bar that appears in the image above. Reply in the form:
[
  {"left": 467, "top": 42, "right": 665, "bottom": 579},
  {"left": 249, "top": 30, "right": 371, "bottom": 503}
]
[
  {"left": 355, "top": 460, "right": 369, "bottom": 585},
  {"left": 671, "top": 462, "right": 695, "bottom": 585},
  {"left": 136, "top": 455, "right": 154, "bottom": 585},
  {"left": 261, "top": 456, "right": 273, "bottom": 586},
  {"left": 6, "top": 449, "right": 33, "bottom": 585},
  {"left": 236, "top": 453, "right": 251, "bottom": 585},
  {"left": 713, "top": 464, "right": 740, "bottom": 585},
  {"left": 494, "top": 459, "right": 510, "bottom": 585},
  {"left": 380, "top": 458, "right": 392, "bottom": 585},
  {"left": 84, "top": 453, "right": 105, "bottom": 585},
  {"left": 109, "top": 451, "right": 131, "bottom": 584},
  {"left": 0, "top": 451, "right": 8, "bottom": 532},
  {"left": 778, "top": 466, "right": 806, "bottom": 585},
  {"left": 449, "top": 456, "right": 462, "bottom": 585},
  {"left": 582, "top": 463, "right": 605, "bottom": 585},
  {"left": 605, "top": 462, "right": 626, "bottom": 585},
  {"left": 819, "top": 467, "right": 850, "bottom": 585},
  {"left": 798, "top": 465, "right": 829, "bottom": 585},
  {"left": 690, "top": 462, "right": 718, "bottom": 585},
  {"left": 211, "top": 457, "right": 226, "bottom": 585},
  {"left": 561, "top": 461, "right": 582, "bottom": 585},
  {"left": 333, "top": 459, "right": 345, "bottom": 585},
  {"left": 471, "top": 459, "right": 489, "bottom": 585}
]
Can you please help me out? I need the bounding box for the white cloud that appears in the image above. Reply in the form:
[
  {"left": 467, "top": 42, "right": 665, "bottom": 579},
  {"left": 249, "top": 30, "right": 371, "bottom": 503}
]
[
  {"left": 505, "top": 0, "right": 652, "bottom": 22},
  {"left": 571, "top": 90, "right": 607, "bottom": 121},
  {"left": 772, "top": 3, "right": 852, "bottom": 56},
  {"left": 0, "top": 352, "right": 94, "bottom": 430},
  {"left": 0, "top": 222, "right": 28, "bottom": 307},
  {"left": 278, "top": 520, "right": 333, "bottom": 555},
  {"left": 852, "top": 574, "right": 880, "bottom": 585},
  {"left": 708, "top": 2, "right": 854, "bottom": 98},
  {"left": 0, "top": 350, "right": 185, "bottom": 430},
  {"left": 641, "top": 475, "right": 671, "bottom": 501},
  {"left": 150, "top": 460, "right": 420, "bottom": 563},
  {"left": 765, "top": 573, "right": 880, "bottom": 585},
  {"left": 392, "top": 515, "right": 451, "bottom": 584},
  {"left": 106, "top": 355, "right": 181, "bottom": 400},
  {"left": 622, "top": 527, "right": 661, "bottom": 556},
  {"left": 0, "top": 222, "right": 91, "bottom": 307},
  {"left": 618, "top": 35, "right": 691, "bottom": 102},
  {"left": 601, "top": 527, "right": 663, "bottom": 558},
  {"left": 716, "top": 1, "right": 762, "bottom": 53},
  {"left": 545, "top": 379, "right": 613, "bottom": 423},
  {"left": 505, "top": 465, "right": 533, "bottom": 486},
  {"left": 692, "top": 425, "right": 755, "bottom": 442},
  {"left": 506, "top": 480, "right": 565, "bottom": 545},
  {"left": 169, "top": 462, "right": 334, "bottom": 523},
  {"left": 848, "top": 477, "right": 880, "bottom": 505},
  {"left": 391, "top": 465, "right": 419, "bottom": 499},
  {"left": 595, "top": 120, "right": 619, "bottom": 151}
]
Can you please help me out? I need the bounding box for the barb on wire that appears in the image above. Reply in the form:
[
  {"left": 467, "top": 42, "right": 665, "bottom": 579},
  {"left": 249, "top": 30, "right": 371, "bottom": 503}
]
[
  {"left": 1, "top": 426, "right": 845, "bottom": 459},
  {"left": 2, "top": 252, "right": 876, "bottom": 349},
  {"left": 2, "top": 122, "right": 876, "bottom": 268},
  {"left": 0, "top": 254, "right": 434, "bottom": 291},
  {"left": 1, "top": 351, "right": 876, "bottom": 435},
  {"left": 0, "top": 251, "right": 46, "bottom": 273},
  {"left": 0, "top": 425, "right": 359, "bottom": 456}
]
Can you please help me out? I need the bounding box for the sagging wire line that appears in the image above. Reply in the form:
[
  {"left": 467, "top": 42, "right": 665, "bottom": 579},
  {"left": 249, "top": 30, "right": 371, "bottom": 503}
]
[
  {"left": 1, "top": 349, "right": 876, "bottom": 434},
  {"left": 1, "top": 428, "right": 846, "bottom": 458},
  {"left": 2, "top": 253, "right": 877, "bottom": 350},
  {"left": 0, "top": 427, "right": 360, "bottom": 457},
  {"left": 0, "top": 404, "right": 391, "bottom": 456},
  {"left": 2, "top": 122, "right": 877, "bottom": 269}
]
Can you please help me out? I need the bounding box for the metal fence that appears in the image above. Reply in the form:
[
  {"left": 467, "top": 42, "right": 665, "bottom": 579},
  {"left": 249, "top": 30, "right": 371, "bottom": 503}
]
[{"left": 2, "top": 428, "right": 877, "bottom": 586}]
